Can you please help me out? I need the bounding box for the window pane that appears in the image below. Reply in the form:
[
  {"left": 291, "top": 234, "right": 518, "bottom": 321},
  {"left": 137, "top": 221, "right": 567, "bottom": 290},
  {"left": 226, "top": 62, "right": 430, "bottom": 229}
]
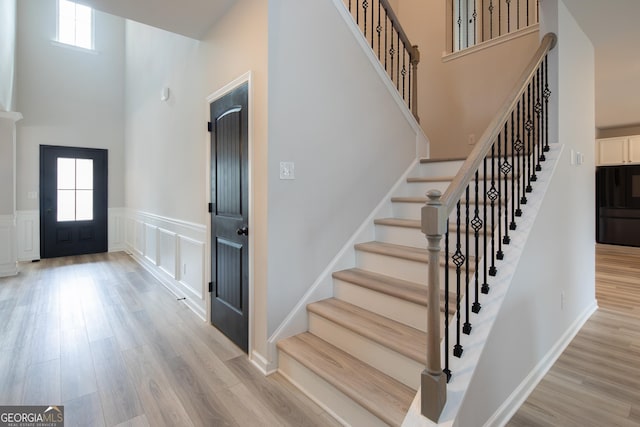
[
  {"left": 76, "top": 159, "right": 93, "bottom": 189},
  {"left": 58, "top": 0, "right": 93, "bottom": 49},
  {"left": 57, "top": 158, "right": 76, "bottom": 190},
  {"left": 57, "top": 190, "right": 76, "bottom": 222},
  {"left": 76, "top": 190, "right": 93, "bottom": 221},
  {"left": 58, "top": 0, "right": 76, "bottom": 44},
  {"left": 75, "top": 18, "right": 92, "bottom": 49}
]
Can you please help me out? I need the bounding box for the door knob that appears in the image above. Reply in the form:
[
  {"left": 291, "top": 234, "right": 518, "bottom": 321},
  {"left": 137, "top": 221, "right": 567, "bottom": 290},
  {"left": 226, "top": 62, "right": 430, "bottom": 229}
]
[{"left": 236, "top": 226, "right": 249, "bottom": 236}]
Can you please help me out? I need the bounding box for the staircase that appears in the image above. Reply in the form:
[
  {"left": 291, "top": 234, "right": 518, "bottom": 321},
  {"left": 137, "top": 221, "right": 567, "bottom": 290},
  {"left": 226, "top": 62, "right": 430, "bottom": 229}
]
[{"left": 277, "top": 159, "right": 465, "bottom": 426}]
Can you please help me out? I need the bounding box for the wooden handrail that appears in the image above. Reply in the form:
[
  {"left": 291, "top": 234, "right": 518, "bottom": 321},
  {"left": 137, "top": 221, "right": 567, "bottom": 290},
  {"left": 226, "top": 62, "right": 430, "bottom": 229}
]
[
  {"left": 440, "top": 33, "right": 556, "bottom": 215},
  {"left": 379, "top": 0, "right": 418, "bottom": 57}
]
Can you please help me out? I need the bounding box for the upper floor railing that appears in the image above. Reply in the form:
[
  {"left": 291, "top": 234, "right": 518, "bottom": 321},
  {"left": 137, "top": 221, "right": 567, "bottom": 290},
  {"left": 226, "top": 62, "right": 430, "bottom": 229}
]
[
  {"left": 343, "top": 0, "right": 420, "bottom": 121},
  {"left": 449, "top": 0, "right": 539, "bottom": 53},
  {"left": 420, "top": 32, "right": 556, "bottom": 422}
]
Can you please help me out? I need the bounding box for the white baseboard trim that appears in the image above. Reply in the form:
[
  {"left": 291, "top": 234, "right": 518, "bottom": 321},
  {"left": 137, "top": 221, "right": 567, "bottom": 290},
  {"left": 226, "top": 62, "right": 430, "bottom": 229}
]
[
  {"left": 483, "top": 300, "right": 598, "bottom": 427},
  {"left": 250, "top": 350, "right": 277, "bottom": 376}
]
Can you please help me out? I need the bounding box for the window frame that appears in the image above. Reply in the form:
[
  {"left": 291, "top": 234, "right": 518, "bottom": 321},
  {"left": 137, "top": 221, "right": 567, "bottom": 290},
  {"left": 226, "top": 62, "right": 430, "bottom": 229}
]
[{"left": 56, "top": 0, "right": 95, "bottom": 51}]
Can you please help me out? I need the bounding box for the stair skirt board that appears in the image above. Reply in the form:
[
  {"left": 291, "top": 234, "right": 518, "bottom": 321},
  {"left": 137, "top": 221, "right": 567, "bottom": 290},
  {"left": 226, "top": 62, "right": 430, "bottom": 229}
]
[
  {"left": 308, "top": 312, "right": 425, "bottom": 390},
  {"left": 278, "top": 352, "right": 400, "bottom": 427},
  {"left": 333, "top": 278, "right": 428, "bottom": 332}
]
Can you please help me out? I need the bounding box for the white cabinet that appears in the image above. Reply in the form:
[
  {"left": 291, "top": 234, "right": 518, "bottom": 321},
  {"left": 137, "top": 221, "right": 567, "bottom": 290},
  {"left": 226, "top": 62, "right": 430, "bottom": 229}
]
[{"left": 596, "top": 136, "right": 640, "bottom": 165}]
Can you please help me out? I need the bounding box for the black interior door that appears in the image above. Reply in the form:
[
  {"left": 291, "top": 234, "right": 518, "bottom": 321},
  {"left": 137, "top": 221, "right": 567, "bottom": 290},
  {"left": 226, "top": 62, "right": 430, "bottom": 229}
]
[
  {"left": 40, "top": 145, "right": 108, "bottom": 258},
  {"left": 210, "top": 83, "right": 249, "bottom": 352}
]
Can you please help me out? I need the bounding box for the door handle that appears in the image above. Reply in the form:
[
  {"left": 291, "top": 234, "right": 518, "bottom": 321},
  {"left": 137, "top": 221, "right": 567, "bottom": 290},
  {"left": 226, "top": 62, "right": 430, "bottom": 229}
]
[{"left": 236, "top": 226, "right": 249, "bottom": 236}]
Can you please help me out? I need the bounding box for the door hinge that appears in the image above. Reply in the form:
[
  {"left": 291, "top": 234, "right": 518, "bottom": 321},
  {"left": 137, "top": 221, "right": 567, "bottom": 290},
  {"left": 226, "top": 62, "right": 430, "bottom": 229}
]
[
  {"left": 207, "top": 122, "right": 212, "bottom": 132},
  {"left": 208, "top": 203, "right": 212, "bottom": 213},
  {"left": 208, "top": 282, "right": 213, "bottom": 292}
]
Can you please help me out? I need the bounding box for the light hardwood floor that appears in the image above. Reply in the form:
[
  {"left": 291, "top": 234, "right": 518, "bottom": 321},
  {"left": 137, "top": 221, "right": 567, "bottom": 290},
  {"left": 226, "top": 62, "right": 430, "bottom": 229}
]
[
  {"left": 0, "top": 252, "right": 340, "bottom": 427},
  {"left": 508, "top": 244, "right": 640, "bottom": 426}
]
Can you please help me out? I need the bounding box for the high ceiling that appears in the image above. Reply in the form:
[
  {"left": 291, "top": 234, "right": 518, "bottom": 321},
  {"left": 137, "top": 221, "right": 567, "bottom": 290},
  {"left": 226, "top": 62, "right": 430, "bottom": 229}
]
[
  {"left": 75, "top": 0, "right": 235, "bottom": 40},
  {"left": 75, "top": 0, "right": 638, "bottom": 130},
  {"left": 562, "top": 0, "right": 640, "bottom": 129}
]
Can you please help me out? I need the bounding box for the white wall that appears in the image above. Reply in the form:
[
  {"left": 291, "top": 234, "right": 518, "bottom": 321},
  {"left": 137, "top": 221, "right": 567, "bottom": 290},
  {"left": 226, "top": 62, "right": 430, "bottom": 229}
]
[
  {"left": 15, "top": 0, "right": 126, "bottom": 213},
  {"left": 453, "top": 1, "right": 596, "bottom": 425},
  {"left": 0, "top": 119, "right": 14, "bottom": 214},
  {"left": 397, "top": 0, "right": 539, "bottom": 159},
  {"left": 266, "top": 0, "right": 418, "bottom": 337},
  {"left": 0, "top": 0, "right": 16, "bottom": 112},
  {"left": 123, "top": 0, "right": 269, "bottom": 359}
]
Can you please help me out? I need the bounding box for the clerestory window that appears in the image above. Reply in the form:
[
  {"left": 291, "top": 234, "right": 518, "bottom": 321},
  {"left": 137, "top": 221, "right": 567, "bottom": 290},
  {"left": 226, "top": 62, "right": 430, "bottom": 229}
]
[{"left": 57, "top": 0, "right": 94, "bottom": 50}]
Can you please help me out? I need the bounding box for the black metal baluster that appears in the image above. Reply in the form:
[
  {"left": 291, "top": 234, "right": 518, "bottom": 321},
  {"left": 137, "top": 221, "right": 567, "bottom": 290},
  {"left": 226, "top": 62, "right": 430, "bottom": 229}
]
[
  {"left": 396, "top": 32, "right": 400, "bottom": 89},
  {"left": 349, "top": 0, "right": 352, "bottom": 12},
  {"left": 377, "top": 1, "right": 382, "bottom": 59},
  {"left": 525, "top": 83, "right": 533, "bottom": 194},
  {"left": 502, "top": 120, "right": 512, "bottom": 244},
  {"left": 453, "top": 201, "right": 464, "bottom": 357},
  {"left": 473, "top": 0, "right": 477, "bottom": 46},
  {"left": 402, "top": 46, "right": 407, "bottom": 99},
  {"left": 370, "top": 0, "right": 374, "bottom": 48},
  {"left": 515, "top": 99, "right": 523, "bottom": 217},
  {"left": 496, "top": 134, "right": 504, "bottom": 260},
  {"left": 488, "top": 144, "right": 498, "bottom": 276},
  {"left": 498, "top": 0, "right": 502, "bottom": 36},
  {"left": 526, "top": 0, "right": 530, "bottom": 26},
  {"left": 517, "top": 0, "right": 520, "bottom": 29},
  {"left": 520, "top": 92, "right": 529, "bottom": 204},
  {"left": 533, "top": 70, "right": 541, "bottom": 176},
  {"left": 458, "top": 0, "right": 462, "bottom": 51},
  {"left": 510, "top": 110, "right": 517, "bottom": 230},
  {"left": 506, "top": 0, "right": 511, "bottom": 32},
  {"left": 489, "top": 0, "right": 494, "bottom": 40},
  {"left": 482, "top": 156, "right": 490, "bottom": 294},
  {"left": 544, "top": 56, "right": 550, "bottom": 153},
  {"left": 536, "top": 65, "right": 544, "bottom": 166},
  {"left": 362, "top": 0, "right": 368, "bottom": 41},
  {"left": 481, "top": 0, "right": 485, "bottom": 42},
  {"left": 463, "top": 187, "right": 471, "bottom": 335},
  {"left": 444, "top": 224, "right": 451, "bottom": 380},
  {"left": 356, "top": 0, "right": 359, "bottom": 24},
  {"left": 472, "top": 170, "right": 482, "bottom": 312},
  {"left": 389, "top": 23, "right": 395, "bottom": 84}
]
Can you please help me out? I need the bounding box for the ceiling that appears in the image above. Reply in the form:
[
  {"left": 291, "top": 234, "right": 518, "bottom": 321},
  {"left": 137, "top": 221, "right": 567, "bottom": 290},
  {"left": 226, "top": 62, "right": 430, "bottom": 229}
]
[
  {"left": 562, "top": 0, "right": 640, "bottom": 130},
  {"left": 75, "top": 0, "right": 638, "bottom": 130},
  {"left": 75, "top": 0, "right": 235, "bottom": 40}
]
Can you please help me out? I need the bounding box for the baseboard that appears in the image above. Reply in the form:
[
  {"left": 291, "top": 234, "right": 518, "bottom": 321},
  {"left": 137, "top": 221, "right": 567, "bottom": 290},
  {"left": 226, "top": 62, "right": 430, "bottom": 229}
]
[
  {"left": 483, "top": 300, "right": 598, "bottom": 427},
  {"left": 250, "top": 350, "right": 277, "bottom": 376}
]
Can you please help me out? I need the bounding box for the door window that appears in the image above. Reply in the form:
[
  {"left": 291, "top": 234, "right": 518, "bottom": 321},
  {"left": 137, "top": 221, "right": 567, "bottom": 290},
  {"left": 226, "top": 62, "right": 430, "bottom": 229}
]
[{"left": 57, "top": 157, "right": 94, "bottom": 222}]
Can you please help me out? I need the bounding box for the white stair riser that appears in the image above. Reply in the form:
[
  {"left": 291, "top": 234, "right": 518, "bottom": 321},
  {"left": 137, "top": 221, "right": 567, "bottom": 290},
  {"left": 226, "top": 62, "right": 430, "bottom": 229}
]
[
  {"left": 374, "top": 224, "right": 488, "bottom": 258},
  {"left": 412, "top": 160, "right": 463, "bottom": 178},
  {"left": 278, "top": 352, "right": 389, "bottom": 427},
  {"left": 391, "top": 200, "right": 508, "bottom": 221},
  {"left": 397, "top": 181, "right": 450, "bottom": 197},
  {"left": 308, "top": 314, "right": 423, "bottom": 390},
  {"left": 333, "top": 278, "right": 427, "bottom": 332},
  {"left": 355, "top": 250, "right": 459, "bottom": 286}
]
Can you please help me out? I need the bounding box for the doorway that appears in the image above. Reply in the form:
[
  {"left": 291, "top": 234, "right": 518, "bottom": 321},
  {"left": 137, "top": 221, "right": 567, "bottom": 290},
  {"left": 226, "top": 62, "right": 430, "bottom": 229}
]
[
  {"left": 209, "top": 82, "right": 250, "bottom": 352},
  {"left": 40, "top": 145, "right": 108, "bottom": 258}
]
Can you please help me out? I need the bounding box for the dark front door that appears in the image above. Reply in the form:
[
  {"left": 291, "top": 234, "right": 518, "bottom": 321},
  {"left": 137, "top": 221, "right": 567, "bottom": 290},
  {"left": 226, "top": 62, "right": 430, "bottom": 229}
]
[
  {"left": 40, "top": 145, "right": 108, "bottom": 258},
  {"left": 210, "top": 83, "right": 249, "bottom": 352}
]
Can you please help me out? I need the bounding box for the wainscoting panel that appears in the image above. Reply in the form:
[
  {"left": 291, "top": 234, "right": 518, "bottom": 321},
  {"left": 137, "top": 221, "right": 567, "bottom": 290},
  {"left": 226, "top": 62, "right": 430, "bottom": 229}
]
[
  {"left": 0, "top": 215, "right": 17, "bottom": 276},
  {"left": 108, "top": 208, "right": 126, "bottom": 252},
  {"left": 178, "top": 236, "right": 205, "bottom": 300},
  {"left": 144, "top": 224, "right": 158, "bottom": 264},
  {"left": 16, "top": 210, "right": 39, "bottom": 262},
  {"left": 125, "top": 210, "right": 207, "bottom": 320}
]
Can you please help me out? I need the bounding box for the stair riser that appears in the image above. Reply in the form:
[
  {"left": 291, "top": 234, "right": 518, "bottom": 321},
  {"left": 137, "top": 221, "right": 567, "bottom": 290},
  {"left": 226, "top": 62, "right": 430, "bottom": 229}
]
[
  {"left": 333, "top": 278, "right": 427, "bottom": 332},
  {"left": 374, "top": 224, "right": 487, "bottom": 258},
  {"left": 399, "top": 179, "right": 518, "bottom": 199},
  {"left": 392, "top": 200, "right": 507, "bottom": 221},
  {"left": 278, "top": 352, "right": 390, "bottom": 427},
  {"left": 355, "top": 250, "right": 458, "bottom": 286},
  {"left": 308, "top": 313, "right": 423, "bottom": 390},
  {"left": 413, "top": 160, "right": 463, "bottom": 178}
]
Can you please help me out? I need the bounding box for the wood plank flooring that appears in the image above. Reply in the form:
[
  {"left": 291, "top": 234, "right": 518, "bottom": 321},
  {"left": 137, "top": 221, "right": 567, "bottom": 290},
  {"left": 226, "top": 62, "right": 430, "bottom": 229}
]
[
  {"left": 508, "top": 244, "right": 640, "bottom": 426},
  {"left": 0, "top": 252, "right": 340, "bottom": 427}
]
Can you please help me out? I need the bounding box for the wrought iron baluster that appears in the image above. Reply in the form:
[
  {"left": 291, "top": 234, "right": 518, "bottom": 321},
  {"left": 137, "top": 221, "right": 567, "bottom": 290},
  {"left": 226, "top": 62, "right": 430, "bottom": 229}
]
[
  {"left": 402, "top": 46, "right": 407, "bottom": 99},
  {"left": 488, "top": 1, "right": 494, "bottom": 40},
  {"left": 472, "top": 1, "right": 477, "bottom": 46},
  {"left": 515, "top": 99, "right": 523, "bottom": 217},
  {"left": 488, "top": 144, "right": 498, "bottom": 277},
  {"left": 396, "top": 32, "right": 401, "bottom": 89},
  {"left": 463, "top": 186, "right": 471, "bottom": 335},
  {"left": 536, "top": 66, "right": 544, "bottom": 167},
  {"left": 472, "top": 170, "right": 482, "bottom": 312},
  {"left": 458, "top": 0, "right": 462, "bottom": 51},
  {"left": 506, "top": 0, "right": 511, "bottom": 32},
  {"left": 482, "top": 156, "right": 490, "bottom": 294},
  {"left": 517, "top": 0, "right": 521, "bottom": 29},
  {"left": 362, "top": 0, "right": 368, "bottom": 40},
  {"left": 525, "top": 83, "right": 533, "bottom": 194},
  {"left": 496, "top": 134, "right": 504, "bottom": 260},
  {"left": 498, "top": 0, "right": 502, "bottom": 36},
  {"left": 390, "top": 24, "right": 395, "bottom": 84},
  {"left": 544, "top": 56, "right": 550, "bottom": 152},
  {"left": 502, "top": 120, "right": 511, "bottom": 244},
  {"left": 453, "top": 201, "right": 464, "bottom": 357},
  {"left": 370, "top": 0, "right": 374, "bottom": 48},
  {"left": 527, "top": 0, "right": 530, "bottom": 26},
  {"left": 510, "top": 110, "right": 517, "bottom": 230},
  {"left": 533, "top": 70, "right": 541, "bottom": 176},
  {"left": 377, "top": 1, "right": 382, "bottom": 58}
]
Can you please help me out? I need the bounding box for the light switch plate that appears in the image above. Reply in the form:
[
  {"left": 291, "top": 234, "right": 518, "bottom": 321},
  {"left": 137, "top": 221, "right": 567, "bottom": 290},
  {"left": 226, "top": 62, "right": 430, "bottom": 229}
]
[{"left": 280, "top": 161, "right": 295, "bottom": 180}]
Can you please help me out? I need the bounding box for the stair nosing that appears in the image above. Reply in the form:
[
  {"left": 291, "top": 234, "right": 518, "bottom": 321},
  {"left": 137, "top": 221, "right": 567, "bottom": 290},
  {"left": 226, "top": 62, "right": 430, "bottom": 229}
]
[{"left": 277, "top": 332, "right": 414, "bottom": 427}]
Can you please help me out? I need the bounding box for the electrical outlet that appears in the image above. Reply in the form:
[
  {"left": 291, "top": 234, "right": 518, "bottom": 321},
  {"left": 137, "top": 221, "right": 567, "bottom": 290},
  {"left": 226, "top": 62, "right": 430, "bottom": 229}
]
[{"left": 280, "top": 161, "right": 295, "bottom": 180}]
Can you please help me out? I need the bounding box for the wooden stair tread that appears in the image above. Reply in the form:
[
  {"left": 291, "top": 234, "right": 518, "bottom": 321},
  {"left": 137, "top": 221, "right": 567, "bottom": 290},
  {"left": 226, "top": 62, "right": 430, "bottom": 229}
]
[
  {"left": 419, "top": 157, "right": 466, "bottom": 164},
  {"left": 355, "top": 240, "right": 429, "bottom": 263},
  {"left": 390, "top": 196, "right": 505, "bottom": 205},
  {"left": 407, "top": 174, "right": 513, "bottom": 183},
  {"left": 307, "top": 298, "right": 427, "bottom": 365},
  {"left": 332, "top": 268, "right": 455, "bottom": 314},
  {"left": 277, "top": 332, "right": 414, "bottom": 427}
]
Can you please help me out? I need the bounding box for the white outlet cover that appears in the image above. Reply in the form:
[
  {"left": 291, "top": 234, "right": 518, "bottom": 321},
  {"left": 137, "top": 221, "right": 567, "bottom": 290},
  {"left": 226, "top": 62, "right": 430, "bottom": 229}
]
[{"left": 280, "top": 161, "right": 295, "bottom": 180}]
